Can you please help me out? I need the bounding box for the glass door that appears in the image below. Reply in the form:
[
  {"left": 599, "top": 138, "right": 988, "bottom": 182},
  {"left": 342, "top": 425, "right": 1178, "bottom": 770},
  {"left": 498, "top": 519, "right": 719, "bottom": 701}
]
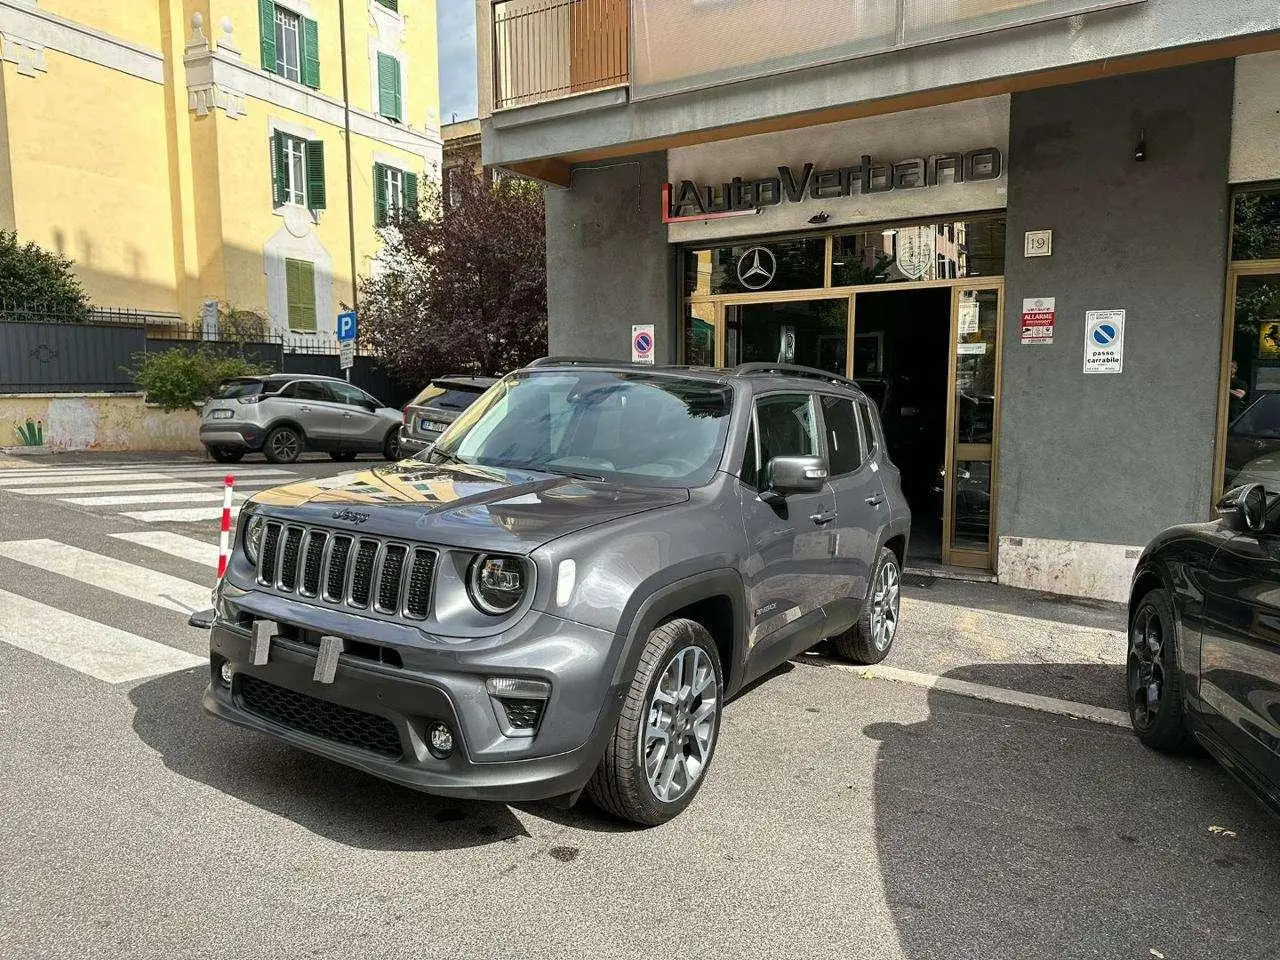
[
  {"left": 721, "top": 297, "right": 851, "bottom": 375},
  {"left": 1218, "top": 267, "right": 1280, "bottom": 495},
  {"left": 943, "top": 283, "right": 1002, "bottom": 568}
]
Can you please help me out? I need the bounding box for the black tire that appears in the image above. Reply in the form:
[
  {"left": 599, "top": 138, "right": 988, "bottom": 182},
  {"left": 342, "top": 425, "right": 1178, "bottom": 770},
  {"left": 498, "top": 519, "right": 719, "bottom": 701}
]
[
  {"left": 329, "top": 452, "right": 358, "bottom": 462},
  {"left": 206, "top": 446, "right": 243, "bottom": 464},
  {"left": 829, "top": 546, "right": 901, "bottom": 665},
  {"left": 382, "top": 430, "right": 402, "bottom": 461},
  {"left": 263, "top": 426, "right": 303, "bottom": 464},
  {"left": 586, "top": 618, "right": 724, "bottom": 826},
  {"left": 1127, "top": 588, "right": 1192, "bottom": 752}
]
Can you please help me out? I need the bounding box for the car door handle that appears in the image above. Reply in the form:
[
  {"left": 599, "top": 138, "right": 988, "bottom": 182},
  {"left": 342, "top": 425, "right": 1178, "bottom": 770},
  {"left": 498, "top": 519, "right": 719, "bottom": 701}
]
[
  {"left": 810, "top": 510, "right": 837, "bottom": 525},
  {"left": 299, "top": 405, "right": 311, "bottom": 412},
  {"left": 865, "top": 494, "right": 886, "bottom": 507},
  {"left": 342, "top": 412, "right": 352, "bottom": 419}
]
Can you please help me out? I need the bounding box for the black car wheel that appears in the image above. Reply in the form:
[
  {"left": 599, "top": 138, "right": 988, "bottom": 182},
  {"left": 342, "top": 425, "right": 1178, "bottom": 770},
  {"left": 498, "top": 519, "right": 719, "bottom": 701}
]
[
  {"left": 206, "top": 445, "right": 243, "bottom": 464},
  {"left": 329, "top": 452, "right": 358, "bottom": 462},
  {"left": 586, "top": 618, "right": 723, "bottom": 826},
  {"left": 1127, "top": 588, "right": 1192, "bottom": 752},
  {"left": 263, "top": 426, "right": 303, "bottom": 464},
  {"left": 382, "top": 430, "right": 401, "bottom": 461}
]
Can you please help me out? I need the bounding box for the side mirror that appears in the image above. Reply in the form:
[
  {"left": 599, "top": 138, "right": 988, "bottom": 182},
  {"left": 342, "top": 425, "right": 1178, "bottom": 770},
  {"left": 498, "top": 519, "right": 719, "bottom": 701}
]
[
  {"left": 763, "top": 455, "right": 828, "bottom": 501},
  {"left": 1217, "top": 483, "right": 1268, "bottom": 533}
]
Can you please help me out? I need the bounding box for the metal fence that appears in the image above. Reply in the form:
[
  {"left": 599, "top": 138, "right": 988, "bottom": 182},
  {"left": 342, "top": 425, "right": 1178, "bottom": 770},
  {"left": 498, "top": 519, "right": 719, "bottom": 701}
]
[
  {"left": 0, "top": 307, "right": 418, "bottom": 409},
  {"left": 493, "top": 0, "right": 629, "bottom": 110}
]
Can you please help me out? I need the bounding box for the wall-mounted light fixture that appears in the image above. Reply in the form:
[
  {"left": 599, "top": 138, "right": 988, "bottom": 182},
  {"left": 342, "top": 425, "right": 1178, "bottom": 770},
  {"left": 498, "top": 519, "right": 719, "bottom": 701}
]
[{"left": 1133, "top": 128, "right": 1147, "bottom": 162}]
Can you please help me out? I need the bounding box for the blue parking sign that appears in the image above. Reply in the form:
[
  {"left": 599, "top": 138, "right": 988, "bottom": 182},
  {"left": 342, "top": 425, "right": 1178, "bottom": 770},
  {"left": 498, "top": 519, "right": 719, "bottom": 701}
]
[{"left": 337, "top": 311, "right": 358, "bottom": 342}]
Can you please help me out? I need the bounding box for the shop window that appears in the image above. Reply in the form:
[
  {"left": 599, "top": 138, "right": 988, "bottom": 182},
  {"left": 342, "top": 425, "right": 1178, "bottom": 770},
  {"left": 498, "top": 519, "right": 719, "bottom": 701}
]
[
  {"left": 831, "top": 216, "right": 1004, "bottom": 286},
  {"left": 684, "top": 301, "right": 715, "bottom": 365},
  {"left": 682, "top": 238, "right": 824, "bottom": 295}
]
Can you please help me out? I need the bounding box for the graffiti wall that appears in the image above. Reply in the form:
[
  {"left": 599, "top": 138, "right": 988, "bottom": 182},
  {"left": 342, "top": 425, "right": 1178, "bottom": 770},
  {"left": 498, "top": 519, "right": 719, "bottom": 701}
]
[{"left": 0, "top": 394, "right": 202, "bottom": 453}]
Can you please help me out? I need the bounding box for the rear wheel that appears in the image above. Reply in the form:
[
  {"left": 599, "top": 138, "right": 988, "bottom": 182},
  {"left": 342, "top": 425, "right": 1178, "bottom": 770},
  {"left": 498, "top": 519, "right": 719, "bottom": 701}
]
[
  {"left": 206, "top": 446, "right": 243, "bottom": 464},
  {"left": 586, "top": 618, "right": 723, "bottom": 826},
  {"left": 1127, "top": 588, "right": 1192, "bottom": 752},
  {"left": 829, "top": 546, "right": 901, "bottom": 665},
  {"left": 263, "top": 426, "right": 302, "bottom": 464},
  {"left": 329, "top": 451, "right": 358, "bottom": 462}
]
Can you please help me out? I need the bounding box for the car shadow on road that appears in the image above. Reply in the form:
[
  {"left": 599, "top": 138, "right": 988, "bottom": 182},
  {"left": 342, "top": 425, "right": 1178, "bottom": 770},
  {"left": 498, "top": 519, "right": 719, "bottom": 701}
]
[
  {"left": 865, "top": 664, "right": 1280, "bottom": 959},
  {"left": 128, "top": 667, "right": 534, "bottom": 852}
]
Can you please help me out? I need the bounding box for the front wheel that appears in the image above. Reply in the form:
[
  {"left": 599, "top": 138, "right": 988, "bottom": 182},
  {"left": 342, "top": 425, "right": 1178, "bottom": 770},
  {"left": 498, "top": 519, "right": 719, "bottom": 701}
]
[
  {"left": 830, "top": 546, "right": 901, "bottom": 665},
  {"left": 586, "top": 618, "right": 723, "bottom": 826},
  {"left": 1127, "top": 588, "right": 1192, "bottom": 752}
]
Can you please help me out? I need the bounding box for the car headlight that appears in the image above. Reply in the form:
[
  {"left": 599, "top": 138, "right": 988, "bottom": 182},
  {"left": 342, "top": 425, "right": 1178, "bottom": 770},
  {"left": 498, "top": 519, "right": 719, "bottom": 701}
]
[
  {"left": 243, "top": 514, "right": 265, "bottom": 564},
  {"left": 467, "top": 554, "right": 528, "bottom": 615}
]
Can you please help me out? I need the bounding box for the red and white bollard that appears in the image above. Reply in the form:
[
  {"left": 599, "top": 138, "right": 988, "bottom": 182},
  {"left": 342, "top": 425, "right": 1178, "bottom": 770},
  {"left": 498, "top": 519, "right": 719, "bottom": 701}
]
[{"left": 217, "top": 474, "right": 235, "bottom": 579}]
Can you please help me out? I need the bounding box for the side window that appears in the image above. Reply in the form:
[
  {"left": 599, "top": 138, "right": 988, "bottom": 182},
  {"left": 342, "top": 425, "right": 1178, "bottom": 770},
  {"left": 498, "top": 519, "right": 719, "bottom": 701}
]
[
  {"left": 820, "top": 395, "right": 863, "bottom": 476},
  {"left": 858, "top": 401, "right": 879, "bottom": 453},
  {"left": 330, "top": 382, "right": 376, "bottom": 407},
  {"left": 280, "top": 381, "right": 330, "bottom": 402},
  {"left": 740, "top": 421, "right": 758, "bottom": 486},
  {"left": 756, "top": 393, "right": 819, "bottom": 487}
]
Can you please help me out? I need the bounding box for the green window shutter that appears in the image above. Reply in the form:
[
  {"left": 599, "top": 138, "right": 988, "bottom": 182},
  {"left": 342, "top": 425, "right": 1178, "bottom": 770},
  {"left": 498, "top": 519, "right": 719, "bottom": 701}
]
[
  {"left": 301, "top": 17, "right": 320, "bottom": 89},
  {"left": 259, "top": 0, "right": 277, "bottom": 73},
  {"left": 271, "top": 132, "right": 288, "bottom": 206},
  {"left": 403, "top": 171, "right": 418, "bottom": 217},
  {"left": 285, "top": 259, "right": 317, "bottom": 332},
  {"left": 376, "top": 0, "right": 398, "bottom": 11},
  {"left": 392, "top": 59, "right": 403, "bottom": 122},
  {"left": 305, "top": 139, "right": 326, "bottom": 210},
  {"left": 373, "top": 163, "right": 388, "bottom": 227},
  {"left": 378, "top": 53, "right": 401, "bottom": 121}
]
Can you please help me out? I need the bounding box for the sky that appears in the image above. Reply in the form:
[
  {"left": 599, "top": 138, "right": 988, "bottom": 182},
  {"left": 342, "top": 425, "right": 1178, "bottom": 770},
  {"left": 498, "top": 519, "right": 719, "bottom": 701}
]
[{"left": 437, "top": 1, "right": 479, "bottom": 123}]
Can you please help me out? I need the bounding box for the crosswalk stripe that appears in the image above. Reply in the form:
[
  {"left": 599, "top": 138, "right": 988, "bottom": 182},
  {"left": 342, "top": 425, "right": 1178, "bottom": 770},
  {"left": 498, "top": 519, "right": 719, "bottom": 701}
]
[
  {"left": 0, "top": 539, "right": 211, "bottom": 613},
  {"left": 112, "top": 531, "right": 217, "bottom": 567},
  {"left": 0, "top": 468, "right": 295, "bottom": 487},
  {"left": 121, "top": 505, "right": 243, "bottom": 524},
  {"left": 0, "top": 588, "right": 204, "bottom": 684},
  {"left": 3, "top": 464, "right": 295, "bottom": 478},
  {"left": 60, "top": 492, "right": 250, "bottom": 507},
  {"left": 7, "top": 478, "right": 288, "bottom": 496}
]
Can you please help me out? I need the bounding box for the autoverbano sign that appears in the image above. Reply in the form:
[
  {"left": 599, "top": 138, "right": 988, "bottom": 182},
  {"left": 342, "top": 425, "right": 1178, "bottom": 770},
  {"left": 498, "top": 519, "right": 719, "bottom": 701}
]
[{"left": 662, "top": 147, "right": 1003, "bottom": 223}]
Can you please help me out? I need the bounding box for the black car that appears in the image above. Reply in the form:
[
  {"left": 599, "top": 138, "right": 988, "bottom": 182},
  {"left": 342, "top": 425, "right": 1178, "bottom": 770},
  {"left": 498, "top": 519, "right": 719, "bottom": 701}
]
[{"left": 1128, "top": 483, "right": 1280, "bottom": 812}]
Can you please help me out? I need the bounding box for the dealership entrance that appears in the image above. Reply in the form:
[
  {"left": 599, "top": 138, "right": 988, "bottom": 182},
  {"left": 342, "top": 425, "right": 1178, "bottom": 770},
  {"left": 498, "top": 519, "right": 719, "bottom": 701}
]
[{"left": 681, "top": 216, "right": 1005, "bottom": 569}]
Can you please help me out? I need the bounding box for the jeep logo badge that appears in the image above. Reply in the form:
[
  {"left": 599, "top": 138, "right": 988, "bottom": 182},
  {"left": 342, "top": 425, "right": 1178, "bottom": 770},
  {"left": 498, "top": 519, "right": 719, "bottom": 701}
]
[{"left": 331, "top": 508, "right": 370, "bottom": 525}]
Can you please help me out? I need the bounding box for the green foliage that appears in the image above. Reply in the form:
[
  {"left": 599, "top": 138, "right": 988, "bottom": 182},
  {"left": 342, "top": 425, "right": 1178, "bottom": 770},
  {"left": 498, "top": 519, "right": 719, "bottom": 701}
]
[
  {"left": 216, "top": 302, "right": 271, "bottom": 341},
  {"left": 129, "top": 348, "right": 271, "bottom": 412},
  {"left": 14, "top": 418, "right": 43, "bottom": 446},
  {"left": 0, "top": 231, "right": 90, "bottom": 318}
]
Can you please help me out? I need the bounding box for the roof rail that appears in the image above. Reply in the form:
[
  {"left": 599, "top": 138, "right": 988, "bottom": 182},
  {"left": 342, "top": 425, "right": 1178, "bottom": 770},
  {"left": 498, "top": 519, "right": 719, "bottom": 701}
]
[
  {"left": 526, "top": 356, "right": 632, "bottom": 368},
  {"left": 730, "top": 363, "right": 859, "bottom": 388}
]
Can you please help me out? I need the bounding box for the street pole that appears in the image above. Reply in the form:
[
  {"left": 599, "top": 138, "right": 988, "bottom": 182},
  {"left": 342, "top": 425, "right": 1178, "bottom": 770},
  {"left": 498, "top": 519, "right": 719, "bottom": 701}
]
[{"left": 338, "top": 0, "right": 357, "bottom": 382}]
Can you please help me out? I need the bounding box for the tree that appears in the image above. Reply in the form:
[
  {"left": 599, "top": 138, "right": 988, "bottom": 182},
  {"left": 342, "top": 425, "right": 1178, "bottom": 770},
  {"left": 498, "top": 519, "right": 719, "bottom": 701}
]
[
  {"left": 0, "top": 231, "right": 90, "bottom": 318},
  {"left": 129, "top": 347, "right": 271, "bottom": 412},
  {"left": 358, "top": 169, "right": 547, "bottom": 385}
]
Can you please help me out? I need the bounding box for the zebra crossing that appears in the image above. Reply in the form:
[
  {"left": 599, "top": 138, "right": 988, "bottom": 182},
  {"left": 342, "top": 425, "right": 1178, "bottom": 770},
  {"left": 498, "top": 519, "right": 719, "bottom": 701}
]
[{"left": 0, "top": 458, "right": 338, "bottom": 686}]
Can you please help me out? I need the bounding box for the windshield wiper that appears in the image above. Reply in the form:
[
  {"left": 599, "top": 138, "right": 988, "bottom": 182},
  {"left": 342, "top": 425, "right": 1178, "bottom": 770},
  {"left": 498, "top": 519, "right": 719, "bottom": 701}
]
[{"left": 431, "top": 449, "right": 468, "bottom": 466}]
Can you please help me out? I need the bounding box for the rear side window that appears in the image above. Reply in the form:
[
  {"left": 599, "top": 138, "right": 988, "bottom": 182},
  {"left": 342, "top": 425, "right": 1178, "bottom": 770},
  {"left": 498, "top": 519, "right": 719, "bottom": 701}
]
[
  {"left": 820, "top": 395, "right": 863, "bottom": 476},
  {"left": 279, "top": 381, "right": 332, "bottom": 401},
  {"left": 858, "top": 401, "right": 879, "bottom": 452},
  {"left": 217, "top": 379, "right": 263, "bottom": 399}
]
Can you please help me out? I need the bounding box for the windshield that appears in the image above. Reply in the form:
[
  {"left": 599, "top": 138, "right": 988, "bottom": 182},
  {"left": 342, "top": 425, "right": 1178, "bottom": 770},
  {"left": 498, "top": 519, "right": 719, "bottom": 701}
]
[
  {"left": 413, "top": 384, "right": 486, "bottom": 412},
  {"left": 425, "top": 370, "right": 735, "bottom": 487}
]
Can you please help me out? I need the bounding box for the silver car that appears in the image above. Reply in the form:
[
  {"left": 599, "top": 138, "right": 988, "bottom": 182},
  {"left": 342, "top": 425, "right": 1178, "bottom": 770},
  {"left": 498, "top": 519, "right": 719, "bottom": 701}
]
[
  {"left": 199, "top": 374, "right": 403, "bottom": 464},
  {"left": 398, "top": 375, "right": 497, "bottom": 456}
]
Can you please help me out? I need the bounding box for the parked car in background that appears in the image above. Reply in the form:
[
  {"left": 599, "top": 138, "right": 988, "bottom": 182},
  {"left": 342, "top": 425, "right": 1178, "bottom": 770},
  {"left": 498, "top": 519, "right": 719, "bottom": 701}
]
[
  {"left": 1127, "top": 483, "right": 1280, "bottom": 815},
  {"left": 204, "top": 360, "right": 910, "bottom": 825},
  {"left": 200, "top": 374, "right": 402, "bottom": 464},
  {"left": 1225, "top": 392, "right": 1280, "bottom": 489},
  {"left": 399, "top": 375, "right": 497, "bottom": 456}
]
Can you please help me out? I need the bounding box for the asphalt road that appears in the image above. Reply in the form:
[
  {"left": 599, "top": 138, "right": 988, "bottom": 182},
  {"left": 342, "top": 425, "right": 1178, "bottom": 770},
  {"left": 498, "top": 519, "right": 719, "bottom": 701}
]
[{"left": 1, "top": 453, "right": 1278, "bottom": 960}]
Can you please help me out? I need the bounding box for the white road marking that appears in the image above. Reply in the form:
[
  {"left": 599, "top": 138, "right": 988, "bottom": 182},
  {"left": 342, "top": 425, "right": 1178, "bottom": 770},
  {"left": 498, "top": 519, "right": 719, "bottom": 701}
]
[
  {"left": 61, "top": 492, "right": 249, "bottom": 507},
  {"left": 0, "top": 588, "right": 204, "bottom": 683},
  {"left": 834, "top": 663, "right": 1131, "bottom": 727},
  {"left": 0, "top": 467, "right": 294, "bottom": 487},
  {"left": 112, "top": 531, "right": 217, "bottom": 567},
  {"left": 120, "top": 505, "right": 243, "bottom": 524},
  {"left": 0, "top": 539, "right": 211, "bottom": 613},
  {"left": 7, "top": 478, "right": 287, "bottom": 496}
]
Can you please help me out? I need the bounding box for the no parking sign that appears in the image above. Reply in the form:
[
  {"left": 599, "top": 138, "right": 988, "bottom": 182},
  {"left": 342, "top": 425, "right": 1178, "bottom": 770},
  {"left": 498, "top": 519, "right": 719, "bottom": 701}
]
[
  {"left": 632, "top": 324, "right": 655, "bottom": 365},
  {"left": 1083, "top": 309, "right": 1125, "bottom": 374}
]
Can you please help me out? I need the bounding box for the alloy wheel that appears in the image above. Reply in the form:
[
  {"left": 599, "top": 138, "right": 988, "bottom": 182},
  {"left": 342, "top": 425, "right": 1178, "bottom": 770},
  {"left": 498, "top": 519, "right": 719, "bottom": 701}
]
[
  {"left": 871, "top": 561, "right": 900, "bottom": 652},
  {"left": 1128, "top": 606, "right": 1164, "bottom": 730},
  {"left": 271, "top": 430, "right": 299, "bottom": 461},
  {"left": 641, "top": 645, "right": 718, "bottom": 804}
]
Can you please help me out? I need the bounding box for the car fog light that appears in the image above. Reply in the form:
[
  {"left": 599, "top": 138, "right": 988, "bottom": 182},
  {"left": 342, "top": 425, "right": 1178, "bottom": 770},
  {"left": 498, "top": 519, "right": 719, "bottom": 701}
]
[
  {"left": 219, "top": 662, "right": 234, "bottom": 687},
  {"left": 486, "top": 676, "right": 551, "bottom": 698},
  {"left": 427, "top": 721, "right": 454, "bottom": 759}
]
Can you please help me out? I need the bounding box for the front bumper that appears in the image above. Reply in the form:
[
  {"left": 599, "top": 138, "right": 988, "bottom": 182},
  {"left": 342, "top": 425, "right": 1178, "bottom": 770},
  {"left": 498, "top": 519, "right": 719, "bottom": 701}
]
[
  {"left": 200, "top": 423, "right": 265, "bottom": 452},
  {"left": 203, "top": 592, "right": 623, "bottom": 802}
]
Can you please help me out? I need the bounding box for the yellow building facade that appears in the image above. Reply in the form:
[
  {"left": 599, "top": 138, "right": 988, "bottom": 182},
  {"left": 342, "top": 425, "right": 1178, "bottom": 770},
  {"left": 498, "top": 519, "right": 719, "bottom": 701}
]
[{"left": 0, "top": 0, "right": 441, "bottom": 339}]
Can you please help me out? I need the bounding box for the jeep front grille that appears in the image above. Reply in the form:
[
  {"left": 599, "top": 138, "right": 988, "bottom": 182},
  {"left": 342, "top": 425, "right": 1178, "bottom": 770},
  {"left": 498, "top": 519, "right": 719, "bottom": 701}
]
[{"left": 255, "top": 521, "right": 436, "bottom": 619}]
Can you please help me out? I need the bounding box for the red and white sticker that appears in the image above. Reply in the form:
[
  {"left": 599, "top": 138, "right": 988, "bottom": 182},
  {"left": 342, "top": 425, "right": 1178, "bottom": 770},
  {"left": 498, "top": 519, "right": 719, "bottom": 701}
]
[
  {"left": 1020, "top": 297, "right": 1056, "bottom": 345},
  {"left": 632, "top": 324, "right": 655, "bottom": 365}
]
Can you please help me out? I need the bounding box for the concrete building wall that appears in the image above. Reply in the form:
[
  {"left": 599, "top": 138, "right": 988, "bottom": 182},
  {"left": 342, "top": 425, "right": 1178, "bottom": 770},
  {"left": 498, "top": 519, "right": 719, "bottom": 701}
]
[
  {"left": 545, "top": 153, "right": 675, "bottom": 363},
  {"left": 996, "top": 61, "right": 1234, "bottom": 599}
]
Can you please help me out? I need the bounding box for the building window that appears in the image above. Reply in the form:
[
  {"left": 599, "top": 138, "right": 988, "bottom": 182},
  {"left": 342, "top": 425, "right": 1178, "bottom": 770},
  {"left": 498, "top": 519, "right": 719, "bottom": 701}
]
[
  {"left": 374, "top": 162, "right": 418, "bottom": 226},
  {"left": 272, "top": 132, "right": 326, "bottom": 210},
  {"left": 260, "top": 1, "right": 319, "bottom": 88},
  {"left": 377, "top": 52, "right": 403, "bottom": 122},
  {"left": 284, "top": 258, "right": 317, "bottom": 332},
  {"left": 375, "top": 0, "right": 399, "bottom": 10}
]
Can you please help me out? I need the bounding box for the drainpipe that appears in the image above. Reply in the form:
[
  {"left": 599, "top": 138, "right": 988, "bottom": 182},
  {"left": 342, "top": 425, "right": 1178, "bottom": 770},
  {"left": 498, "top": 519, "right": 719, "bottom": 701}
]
[{"left": 338, "top": 0, "right": 358, "bottom": 380}]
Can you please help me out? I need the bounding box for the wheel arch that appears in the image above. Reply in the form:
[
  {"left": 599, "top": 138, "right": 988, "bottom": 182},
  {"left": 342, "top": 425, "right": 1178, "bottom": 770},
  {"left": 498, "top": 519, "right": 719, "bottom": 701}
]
[
  {"left": 1128, "top": 565, "right": 1167, "bottom": 622},
  {"left": 263, "top": 418, "right": 308, "bottom": 440}
]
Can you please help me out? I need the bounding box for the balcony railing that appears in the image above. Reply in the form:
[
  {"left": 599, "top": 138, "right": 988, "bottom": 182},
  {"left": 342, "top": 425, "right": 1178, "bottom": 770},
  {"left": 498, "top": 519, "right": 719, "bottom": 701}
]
[{"left": 493, "top": 0, "right": 629, "bottom": 111}]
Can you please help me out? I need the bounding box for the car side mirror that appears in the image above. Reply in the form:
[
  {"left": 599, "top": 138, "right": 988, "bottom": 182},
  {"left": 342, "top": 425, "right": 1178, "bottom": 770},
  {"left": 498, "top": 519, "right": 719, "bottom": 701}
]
[
  {"left": 1217, "top": 483, "right": 1268, "bottom": 533},
  {"left": 762, "top": 455, "right": 828, "bottom": 503}
]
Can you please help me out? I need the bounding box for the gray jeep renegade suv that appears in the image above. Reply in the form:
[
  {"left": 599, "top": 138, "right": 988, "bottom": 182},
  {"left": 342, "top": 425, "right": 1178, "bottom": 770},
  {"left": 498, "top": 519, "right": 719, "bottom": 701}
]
[{"left": 204, "top": 360, "right": 910, "bottom": 825}]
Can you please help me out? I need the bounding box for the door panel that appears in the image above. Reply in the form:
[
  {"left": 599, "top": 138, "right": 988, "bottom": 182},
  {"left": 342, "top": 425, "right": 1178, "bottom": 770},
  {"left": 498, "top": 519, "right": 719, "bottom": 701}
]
[
  {"left": 739, "top": 393, "right": 837, "bottom": 679},
  {"left": 277, "top": 381, "right": 344, "bottom": 447},
  {"left": 330, "top": 382, "right": 387, "bottom": 451}
]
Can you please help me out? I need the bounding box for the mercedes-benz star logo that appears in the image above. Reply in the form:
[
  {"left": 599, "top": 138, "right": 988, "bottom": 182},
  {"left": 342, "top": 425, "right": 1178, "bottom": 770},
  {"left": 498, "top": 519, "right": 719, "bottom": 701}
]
[{"left": 736, "top": 246, "right": 777, "bottom": 291}]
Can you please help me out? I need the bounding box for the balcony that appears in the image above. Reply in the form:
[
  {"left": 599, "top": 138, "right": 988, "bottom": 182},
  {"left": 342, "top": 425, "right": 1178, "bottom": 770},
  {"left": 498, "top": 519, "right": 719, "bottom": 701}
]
[{"left": 491, "top": 0, "right": 629, "bottom": 111}]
